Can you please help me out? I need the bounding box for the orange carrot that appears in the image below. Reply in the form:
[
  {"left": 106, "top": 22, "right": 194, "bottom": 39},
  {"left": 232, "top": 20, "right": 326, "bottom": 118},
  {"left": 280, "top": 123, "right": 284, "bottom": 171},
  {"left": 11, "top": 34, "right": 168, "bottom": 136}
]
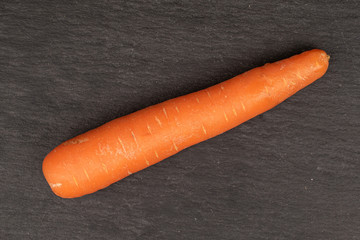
[{"left": 43, "top": 49, "right": 329, "bottom": 198}]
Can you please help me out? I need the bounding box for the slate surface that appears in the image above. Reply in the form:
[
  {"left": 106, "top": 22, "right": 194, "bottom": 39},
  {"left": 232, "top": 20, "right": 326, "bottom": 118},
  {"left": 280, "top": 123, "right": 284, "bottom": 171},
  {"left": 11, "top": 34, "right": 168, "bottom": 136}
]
[{"left": 1, "top": 1, "right": 359, "bottom": 239}]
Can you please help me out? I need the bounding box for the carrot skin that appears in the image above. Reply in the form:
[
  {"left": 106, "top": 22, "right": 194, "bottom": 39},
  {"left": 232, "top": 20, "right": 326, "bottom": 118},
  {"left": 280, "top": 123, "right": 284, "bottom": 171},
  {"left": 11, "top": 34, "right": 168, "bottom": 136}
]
[{"left": 43, "top": 49, "right": 329, "bottom": 198}]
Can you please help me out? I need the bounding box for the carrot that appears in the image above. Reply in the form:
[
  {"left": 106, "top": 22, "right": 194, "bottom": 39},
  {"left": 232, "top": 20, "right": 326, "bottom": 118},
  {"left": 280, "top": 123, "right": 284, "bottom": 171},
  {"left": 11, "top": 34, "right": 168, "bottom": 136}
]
[{"left": 43, "top": 49, "right": 329, "bottom": 198}]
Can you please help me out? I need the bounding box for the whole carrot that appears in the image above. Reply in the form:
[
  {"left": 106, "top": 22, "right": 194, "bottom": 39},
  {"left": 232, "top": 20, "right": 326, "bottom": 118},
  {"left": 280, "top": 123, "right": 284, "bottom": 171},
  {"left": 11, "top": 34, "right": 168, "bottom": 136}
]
[{"left": 43, "top": 49, "right": 329, "bottom": 198}]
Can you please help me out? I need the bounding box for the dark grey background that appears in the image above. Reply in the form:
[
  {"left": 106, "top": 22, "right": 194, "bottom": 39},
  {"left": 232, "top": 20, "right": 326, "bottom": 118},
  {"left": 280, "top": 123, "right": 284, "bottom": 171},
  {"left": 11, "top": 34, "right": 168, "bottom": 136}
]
[{"left": 1, "top": 1, "right": 359, "bottom": 239}]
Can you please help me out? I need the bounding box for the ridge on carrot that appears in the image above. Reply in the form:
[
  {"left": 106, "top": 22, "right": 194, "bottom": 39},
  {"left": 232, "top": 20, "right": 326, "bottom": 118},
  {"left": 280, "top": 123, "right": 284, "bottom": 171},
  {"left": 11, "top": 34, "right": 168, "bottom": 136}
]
[{"left": 43, "top": 49, "right": 330, "bottom": 198}]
